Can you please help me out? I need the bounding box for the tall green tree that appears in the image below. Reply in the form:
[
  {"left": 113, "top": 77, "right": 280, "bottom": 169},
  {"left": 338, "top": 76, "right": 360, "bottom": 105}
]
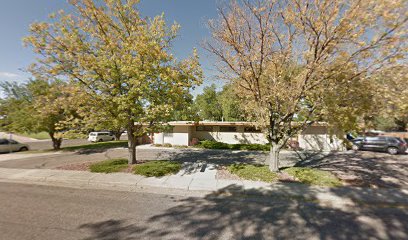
[
  {"left": 218, "top": 84, "right": 245, "bottom": 121},
  {"left": 24, "top": 0, "right": 202, "bottom": 164},
  {"left": 194, "top": 84, "right": 223, "bottom": 121}
]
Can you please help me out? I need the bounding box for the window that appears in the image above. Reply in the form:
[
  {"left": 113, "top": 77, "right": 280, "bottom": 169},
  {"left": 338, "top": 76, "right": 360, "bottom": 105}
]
[
  {"left": 164, "top": 132, "right": 173, "bottom": 137},
  {"left": 0, "top": 139, "right": 9, "bottom": 145},
  {"left": 9, "top": 140, "right": 18, "bottom": 144},
  {"left": 164, "top": 128, "right": 173, "bottom": 137},
  {"left": 219, "top": 126, "right": 237, "bottom": 132},
  {"left": 196, "top": 126, "right": 214, "bottom": 132},
  {"left": 244, "top": 127, "right": 261, "bottom": 133}
]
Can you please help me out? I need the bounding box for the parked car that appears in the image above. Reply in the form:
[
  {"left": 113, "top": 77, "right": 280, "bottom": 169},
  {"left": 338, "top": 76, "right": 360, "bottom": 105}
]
[
  {"left": 351, "top": 136, "right": 407, "bottom": 155},
  {"left": 87, "top": 132, "right": 115, "bottom": 142},
  {"left": 0, "top": 139, "right": 29, "bottom": 153}
]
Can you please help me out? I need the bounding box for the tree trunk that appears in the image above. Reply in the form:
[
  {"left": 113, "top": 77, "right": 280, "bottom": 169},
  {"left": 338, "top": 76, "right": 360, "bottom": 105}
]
[
  {"left": 127, "top": 124, "right": 137, "bottom": 165},
  {"left": 49, "top": 133, "right": 62, "bottom": 150},
  {"left": 113, "top": 131, "right": 122, "bottom": 141},
  {"left": 268, "top": 143, "right": 282, "bottom": 172}
]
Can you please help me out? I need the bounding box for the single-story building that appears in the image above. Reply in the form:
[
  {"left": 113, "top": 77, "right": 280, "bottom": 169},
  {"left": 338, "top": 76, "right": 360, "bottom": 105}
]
[{"left": 152, "top": 121, "right": 345, "bottom": 151}]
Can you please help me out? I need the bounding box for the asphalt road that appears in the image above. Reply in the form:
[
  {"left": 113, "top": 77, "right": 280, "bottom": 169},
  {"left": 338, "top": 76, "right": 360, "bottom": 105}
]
[{"left": 0, "top": 182, "right": 407, "bottom": 240}]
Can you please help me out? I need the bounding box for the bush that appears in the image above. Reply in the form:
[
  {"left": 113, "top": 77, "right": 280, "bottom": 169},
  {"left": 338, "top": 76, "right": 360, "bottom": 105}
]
[
  {"left": 283, "top": 167, "right": 342, "bottom": 187},
  {"left": 133, "top": 161, "right": 182, "bottom": 177},
  {"left": 89, "top": 159, "right": 128, "bottom": 173},
  {"left": 198, "top": 140, "right": 269, "bottom": 151},
  {"left": 162, "top": 143, "right": 173, "bottom": 148},
  {"left": 228, "top": 163, "right": 279, "bottom": 182},
  {"left": 199, "top": 140, "right": 230, "bottom": 149}
]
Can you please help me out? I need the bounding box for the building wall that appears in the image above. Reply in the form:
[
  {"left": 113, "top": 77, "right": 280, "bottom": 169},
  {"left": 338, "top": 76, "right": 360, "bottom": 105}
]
[
  {"left": 153, "top": 126, "right": 190, "bottom": 146},
  {"left": 191, "top": 126, "right": 268, "bottom": 145},
  {"left": 154, "top": 124, "right": 345, "bottom": 151},
  {"left": 298, "top": 126, "right": 345, "bottom": 151}
]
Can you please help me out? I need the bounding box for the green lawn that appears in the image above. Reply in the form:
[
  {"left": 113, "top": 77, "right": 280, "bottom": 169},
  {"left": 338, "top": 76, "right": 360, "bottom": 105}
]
[
  {"left": 228, "top": 164, "right": 279, "bottom": 182},
  {"left": 283, "top": 167, "right": 342, "bottom": 187},
  {"left": 89, "top": 159, "right": 128, "bottom": 173},
  {"left": 17, "top": 132, "right": 50, "bottom": 140},
  {"left": 227, "top": 164, "right": 342, "bottom": 187},
  {"left": 133, "top": 160, "right": 182, "bottom": 177},
  {"left": 62, "top": 141, "right": 128, "bottom": 151}
]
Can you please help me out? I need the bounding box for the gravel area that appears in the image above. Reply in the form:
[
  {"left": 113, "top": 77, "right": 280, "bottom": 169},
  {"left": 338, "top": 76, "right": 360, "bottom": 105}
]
[
  {"left": 56, "top": 162, "right": 95, "bottom": 171},
  {"left": 216, "top": 167, "right": 242, "bottom": 180}
]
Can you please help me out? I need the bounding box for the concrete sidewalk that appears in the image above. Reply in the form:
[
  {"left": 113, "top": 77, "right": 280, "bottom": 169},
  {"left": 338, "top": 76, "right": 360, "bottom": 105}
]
[{"left": 1, "top": 167, "right": 408, "bottom": 207}]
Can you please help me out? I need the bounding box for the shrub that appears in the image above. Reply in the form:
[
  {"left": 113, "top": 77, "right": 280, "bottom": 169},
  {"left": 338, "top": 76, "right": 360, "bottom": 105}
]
[
  {"left": 228, "top": 163, "right": 279, "bottom": 182},
  {"left": 133, "top": 161, "right": 182, "bottom": 177},
  {"left": 162, "top": 143, "right": 173, "bottom": 148},
  {"left": 199, "top": 140, "right": 229, "bottom": 149},
  {"left": 89, "top": 159, "right": 128, "bottom": 173},
  {"left": 283, "top": 167, "right": 342, "bottom": 187},
  {"left": 198, "top": 140, "right": 269, "bottom": 151}
]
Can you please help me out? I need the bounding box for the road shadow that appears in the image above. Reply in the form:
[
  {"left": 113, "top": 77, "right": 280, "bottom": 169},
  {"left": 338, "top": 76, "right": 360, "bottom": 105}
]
[
  {"left": 79, "top": 185, "right": 408, "bottom": 240},
  {"left": 79, "top": 219, "right": 147, "bottom": 240}
]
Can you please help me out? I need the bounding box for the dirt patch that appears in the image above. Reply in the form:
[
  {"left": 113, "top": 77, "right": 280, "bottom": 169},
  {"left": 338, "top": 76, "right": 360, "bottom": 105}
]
[{"left": 216, "top": 167, "right": 242, "bottom": 180}]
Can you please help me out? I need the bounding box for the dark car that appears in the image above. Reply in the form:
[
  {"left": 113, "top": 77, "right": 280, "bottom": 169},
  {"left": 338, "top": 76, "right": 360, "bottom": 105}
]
[{"left": 351, "top": 136, "right": 407, "bottom": 155}]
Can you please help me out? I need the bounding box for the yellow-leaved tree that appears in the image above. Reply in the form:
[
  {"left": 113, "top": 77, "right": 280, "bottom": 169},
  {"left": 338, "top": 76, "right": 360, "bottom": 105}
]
[
  {"left": 205, "top": 0, "right": 407, "bottom": 171},
  {"left": 24, "top": 0, "right": 202, "bottom": 164}
]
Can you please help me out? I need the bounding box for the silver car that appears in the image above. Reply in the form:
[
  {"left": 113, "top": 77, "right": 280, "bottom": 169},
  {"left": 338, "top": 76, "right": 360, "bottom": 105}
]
[{"left": 0, "top": 139, "right": 29, "bottom": 153}]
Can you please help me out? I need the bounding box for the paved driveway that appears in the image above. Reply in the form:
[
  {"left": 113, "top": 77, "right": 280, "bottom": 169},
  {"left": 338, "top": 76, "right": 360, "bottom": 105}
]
[
  {"left": 295, "top": 151, "right": 408, "bottom": 188},
  {"left": 0, "top": 146, "right": 302, "bottom": 169}
]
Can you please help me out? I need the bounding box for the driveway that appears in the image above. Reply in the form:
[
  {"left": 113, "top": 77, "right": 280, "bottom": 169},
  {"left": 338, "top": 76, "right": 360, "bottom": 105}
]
[
  {"left": 295, "top": 151, "right": 408, "bottom": 188},
  {"left": 0, "top": 146, "right": 303, "bottom": 169}
]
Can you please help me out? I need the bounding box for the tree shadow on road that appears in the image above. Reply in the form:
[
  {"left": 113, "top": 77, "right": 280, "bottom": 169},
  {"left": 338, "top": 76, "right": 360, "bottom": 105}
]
[
  {"left": 79, "top": 185, "right": 408, "bottom": 240},
  {"left": 79, "top": 219, "right": 147, "bottom": 240}
]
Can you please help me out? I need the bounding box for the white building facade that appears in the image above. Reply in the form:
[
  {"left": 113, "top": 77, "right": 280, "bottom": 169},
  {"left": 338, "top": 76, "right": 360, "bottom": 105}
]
[{"left": 153, "top": 121, "right": 345, "bottom": 151}]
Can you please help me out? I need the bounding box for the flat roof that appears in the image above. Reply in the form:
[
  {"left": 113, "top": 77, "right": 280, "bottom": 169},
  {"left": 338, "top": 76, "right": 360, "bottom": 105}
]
[{"left": 165, "top": 121, "right": 328, "bottom": 127}]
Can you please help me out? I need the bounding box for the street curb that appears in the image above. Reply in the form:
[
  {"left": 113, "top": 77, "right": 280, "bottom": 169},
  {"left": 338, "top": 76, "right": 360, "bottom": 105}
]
[{"left": 1, "top": 168, "right": 408, "bottom": 207}]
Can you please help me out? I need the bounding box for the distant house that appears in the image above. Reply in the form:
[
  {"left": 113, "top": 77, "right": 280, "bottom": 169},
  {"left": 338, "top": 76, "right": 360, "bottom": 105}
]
[{"left": 152, "top": 121, "right": 345, "bottom": 151}]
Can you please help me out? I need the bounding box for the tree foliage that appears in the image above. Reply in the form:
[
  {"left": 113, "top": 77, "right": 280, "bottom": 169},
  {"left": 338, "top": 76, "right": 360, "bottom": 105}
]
[
  {"left": 369, "top": 65, "right": 408, "bottom": 131},
  {"left": 205, "top": 0, "right": 407, "bottom": 171},
  {"left": 0, "top": 79, "right": 85, "bottom": 149},
  {"left": 24, "top": 0, "right": 202, "bottom": 163},
  {"left": 193, "top": 83, "right": 245, "bottom": 121}
]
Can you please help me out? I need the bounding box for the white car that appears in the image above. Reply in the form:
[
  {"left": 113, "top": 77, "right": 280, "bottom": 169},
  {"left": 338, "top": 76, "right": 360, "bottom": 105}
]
[
  {"left": 0, "top": 139, "right": 29, "bottom": 153},
  {"left": 88, "top": 132, "right": 115, "bottom": 142}
]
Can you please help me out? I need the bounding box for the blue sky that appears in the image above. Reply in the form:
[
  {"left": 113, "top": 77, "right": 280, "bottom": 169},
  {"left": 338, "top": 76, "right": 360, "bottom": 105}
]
[{"left": 0, "top": 0, "right": 222, "bottom": 95}]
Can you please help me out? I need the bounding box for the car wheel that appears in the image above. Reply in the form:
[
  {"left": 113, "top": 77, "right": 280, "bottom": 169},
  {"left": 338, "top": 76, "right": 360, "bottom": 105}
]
[
  {"left": 387, "top": 147, "right": 399, "bottom": 155},
  {"left": 98, "top": 139, "right": 103, "bottom": 142},
  {"left": 351, "top": 145, "right": 360, "bottom": 151},
  {"left": 19, "top": 147, "right": 28, "bottom": 152}
]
